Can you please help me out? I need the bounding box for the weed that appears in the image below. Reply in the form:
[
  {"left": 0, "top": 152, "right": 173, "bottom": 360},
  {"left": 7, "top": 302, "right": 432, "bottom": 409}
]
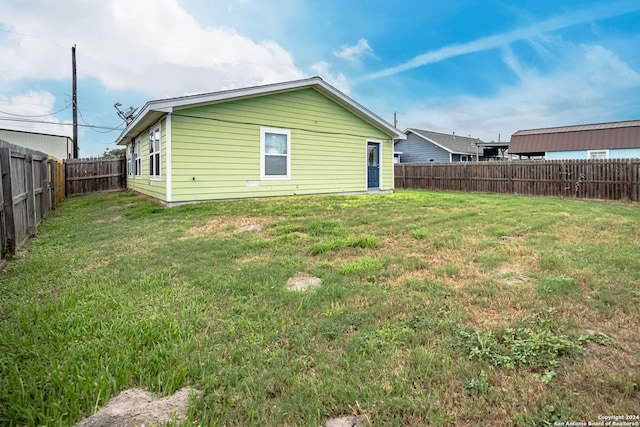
[
  {"left": 411, "top": 229, "right": 428, "bottom": 239},
  {"left": 456, "top": 311, "right": 613, "bottom": 379},
  {"left": 464, "top": 370, "right": 490, "bottom": 396},
  {"left": 536, "top": 276, "right": 576, "bottom": 296}
]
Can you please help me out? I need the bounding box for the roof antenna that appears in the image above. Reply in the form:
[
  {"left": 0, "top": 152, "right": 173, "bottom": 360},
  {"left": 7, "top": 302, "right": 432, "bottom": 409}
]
[{"left": 114, "top": 102, "right": 138, "bottom": 124}]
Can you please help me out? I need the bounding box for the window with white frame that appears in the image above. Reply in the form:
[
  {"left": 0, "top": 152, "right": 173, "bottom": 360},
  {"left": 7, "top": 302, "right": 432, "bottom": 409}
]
[
  {"left": 588, "top": 150, "right": 608, "bottom": 160},
  {"left": 135, "top": 137, "right": 142, "bottom": 177},
  {"left": 127, "top": 143, "right": 133, "bottom": 177},
  {"left": 149, "top": 127, "right": 161, "bottom": 178},
  {"left": 261, "top": 127, "right": 290, "bottom": 179}
]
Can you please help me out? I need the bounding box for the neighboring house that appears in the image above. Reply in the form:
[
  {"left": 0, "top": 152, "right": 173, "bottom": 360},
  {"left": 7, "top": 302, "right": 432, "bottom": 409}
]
[
  {"left": 509, "top": 120, "right": 640, "bottom": 159},
  {"left": 0, "top": 128, "right": 73, "bottom": 160},
  {"left": 115, "top": 77, "right": 405, "bottom": 205},
  {"left": 395, "top": 128, "right": 499, "bottom": 163}
]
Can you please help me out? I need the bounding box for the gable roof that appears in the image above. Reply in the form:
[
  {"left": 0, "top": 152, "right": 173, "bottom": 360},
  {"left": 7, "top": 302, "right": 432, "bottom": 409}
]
[
  {"left": 116, "top": 76, "right": 405, "bottom": 145},
  {"left": 510, "top": 119, "right": 640, "bottom": 154},
  {"left": 404, "top": 128, "right": 483, "bottom": 155}
]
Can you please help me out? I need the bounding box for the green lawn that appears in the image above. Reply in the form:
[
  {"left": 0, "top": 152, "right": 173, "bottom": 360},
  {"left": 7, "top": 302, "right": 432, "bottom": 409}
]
[{"left": 0, "top": 190, "right": 638, "bottom": 426}]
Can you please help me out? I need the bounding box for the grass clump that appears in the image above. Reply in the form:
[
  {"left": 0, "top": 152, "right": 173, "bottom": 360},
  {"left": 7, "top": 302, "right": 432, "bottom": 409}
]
[
  {"left": 339, "top": 256, "right": 385, "bottom": 275},
  {"left": 310, "top": 235, "right": 380, "bottom": 255}
]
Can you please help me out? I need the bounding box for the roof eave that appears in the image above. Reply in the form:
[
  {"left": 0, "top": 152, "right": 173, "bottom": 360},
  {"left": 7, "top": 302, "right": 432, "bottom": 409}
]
[{"left": 116, "top": 77, "right": 405, "bottom": 145}]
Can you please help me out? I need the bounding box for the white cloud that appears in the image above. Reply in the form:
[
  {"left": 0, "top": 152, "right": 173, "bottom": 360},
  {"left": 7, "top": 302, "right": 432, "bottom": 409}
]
[
  {"left": 399, "top": 43, "right": 640, "bottom": 142},
  {"left": 362, "top": 0, "right": 640, "bottom": 81},
  {"left": 0, "top": 91, "right": 72, "bottom": 137},
  {"left": 334, "top": 38, "right": 375, "bottom": 64},
  {"left": 0, "top": 0, "right": 306, "bottom": 97},
  {"left": 311, "top": 61, "right": 351, "bottom": 94}
]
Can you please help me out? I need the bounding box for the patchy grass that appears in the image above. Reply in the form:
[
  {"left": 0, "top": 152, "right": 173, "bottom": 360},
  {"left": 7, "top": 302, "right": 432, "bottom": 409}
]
[{"left": 0, "top": 189, "right": 639, "bottom": 426}]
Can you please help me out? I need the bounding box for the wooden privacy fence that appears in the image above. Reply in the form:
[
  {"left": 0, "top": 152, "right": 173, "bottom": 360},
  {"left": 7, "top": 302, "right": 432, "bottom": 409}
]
[
  {"left": 0, "top": 141, "right": 56, "bottom": 256},
  {"left": 395, "top": 159, "right": 640, "bottom": 202},
  {"left": 65, "top": 157, "right": 126, "bottom": 196},
  {"left": 49, "top": 156, "right": 65, "bottom": 208}
]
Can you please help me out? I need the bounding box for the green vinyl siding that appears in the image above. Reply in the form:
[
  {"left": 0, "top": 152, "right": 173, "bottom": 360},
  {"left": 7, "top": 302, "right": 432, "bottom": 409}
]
[
  {"left": 169, "top": 88, "right": 394, "bottom": 203},
  {"left": 126, "top": 118, "right": 167, "bottom": 201}
]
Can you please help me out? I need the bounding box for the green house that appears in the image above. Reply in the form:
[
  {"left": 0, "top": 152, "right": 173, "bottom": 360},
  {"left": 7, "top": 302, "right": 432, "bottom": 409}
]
[{"left": 115, "top": 77, "right": 405, "bottom": 205}]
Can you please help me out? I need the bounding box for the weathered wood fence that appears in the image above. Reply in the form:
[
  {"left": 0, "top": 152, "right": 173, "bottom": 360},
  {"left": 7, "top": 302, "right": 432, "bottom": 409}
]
[
  {"left": 65, "top": 157, "right": 126, "bottom": 196},
  {"left": 395, "top": 159, "right": 640, "bottom": 202},
  {"left": 0, "top": 143, "right": 126, "bottom": 258},
  {"left": 49, "top": 156, "right": 65, "bottom": 208},
  {"left": 0, "top": 140, "right": 56, "bottom": 257}
]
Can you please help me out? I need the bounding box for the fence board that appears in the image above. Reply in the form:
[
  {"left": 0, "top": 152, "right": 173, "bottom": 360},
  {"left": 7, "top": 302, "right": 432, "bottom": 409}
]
[
  {"left": 395, "top": 159, "right": 640, "bottom": 202},
  {"left": 48, "top": 156, "right": 65, "bottom": 207},
  {"left": 65, "top": 157, "right": 126, "bottom": 196}
]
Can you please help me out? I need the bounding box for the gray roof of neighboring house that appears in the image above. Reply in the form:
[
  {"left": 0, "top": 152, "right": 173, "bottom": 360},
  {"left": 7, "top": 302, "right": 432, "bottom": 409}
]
[
  {"left": 405, "top": 128, "right": 484, "bottom": 155},
  {"left": 510, "top": 119, "right": 640, "bottom": 154}
]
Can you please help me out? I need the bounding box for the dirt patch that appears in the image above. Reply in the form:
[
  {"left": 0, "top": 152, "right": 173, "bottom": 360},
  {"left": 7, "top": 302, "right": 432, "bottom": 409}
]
[
  {"left": 496, "top": 264, "right": 532, "bottom": 285},
  {"left": 76, "top": 387, "right": 198, "bottom": 427},
  {"left": 233, "top": 224, "right": 262, "bottom": 233},
  {"left": 94, "top": 214, "right": 122, "bottom": 224},
  {"left": 181, "top": 215, "right": 281, "bottom": 239},
  {"left": 285, "top": 273, "right": 322, "bottom": 291},
  {"left": 324, "top": 415, "right": 369, "bottom": 427}
]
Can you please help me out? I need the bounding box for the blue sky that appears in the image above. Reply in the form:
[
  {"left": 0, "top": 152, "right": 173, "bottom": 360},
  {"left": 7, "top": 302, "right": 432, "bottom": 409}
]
[{"left": 1, "top": 0, "right": 639, "bottom": 156}]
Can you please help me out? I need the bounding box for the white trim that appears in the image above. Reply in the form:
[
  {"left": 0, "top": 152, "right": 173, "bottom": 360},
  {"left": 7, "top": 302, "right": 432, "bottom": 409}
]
[
  {"left": 134, "top": 137, "right": 142, "bottom": 178},
  {"left": 391, "top": 142, "right": 395, "bottom": 185},
  {"left": 166, "top": 114, "right": 172, "bottom": 202},
  {"left": 127, "top": 143, "right": 133, "bottom": 178},
  {"left": 380, "top": 141, "right": 384, "bottom": 189},
  {"left": 587, "top": 149, "right": 609, "bottom": 159},
  {"left": 149, "top": 122, "right": 161, "bottom": 180},
  {"left": 260, "top": 127, "right": 291, "bottom": 180}
]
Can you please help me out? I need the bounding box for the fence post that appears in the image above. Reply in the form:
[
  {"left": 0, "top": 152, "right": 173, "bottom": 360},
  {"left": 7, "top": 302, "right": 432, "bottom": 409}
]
[
  {"left": 430, "top": 162, "right": 434, "bottom": 190},
  {"left": 26, "top": 155, "right": 36, "bottom": 236},
  {"left": 402, "top": 164, "right": 406, "bottom": 189},
  {"left": 627, "top": 158, "right": 632, "bottom": 202},
  {"left": 48, "top": 160, "right": 56, "bottom": 210},
  {"left": 41, "top": 159, "right": 49, "bottom": 219},
  {"left": 0, "top": 148, "right": 16, "bottom": 255},
  {"left": 560, "top": 162, "right": 566, "bottom": 199}
]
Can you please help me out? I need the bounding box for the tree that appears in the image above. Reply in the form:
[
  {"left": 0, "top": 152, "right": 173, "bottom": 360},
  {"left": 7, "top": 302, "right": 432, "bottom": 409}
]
[{"left": 103, "top": 147, "right": 126, "bottom": 158}]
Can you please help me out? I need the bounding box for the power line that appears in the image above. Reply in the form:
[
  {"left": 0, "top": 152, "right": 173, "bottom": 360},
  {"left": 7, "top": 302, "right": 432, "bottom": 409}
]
[
  {"left": 0, "top": 116, "right": 124, "bottom": 131},
  {"left": 0, "top": 27, "right": 69, "bottom": 49},
  {"left": 78, "top": 108, "right": 124, "bottom": 133},
  {"left": 0, "top": 104, "right": 71, "bottom": 118}
]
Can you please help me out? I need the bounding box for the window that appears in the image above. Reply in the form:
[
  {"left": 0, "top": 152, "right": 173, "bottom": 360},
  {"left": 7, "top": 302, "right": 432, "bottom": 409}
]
[
  {"left": 261, "top": 127, "right": 290, "bottom": 179},
  {"left": 149, "top": 127, "right": 161, "bottom": 179},
  {"left": 134, "top": 137, "right": 141, "bottom": 177},
  {"left": 127, "top": 143, "right": 133, "bottom": 177},
  {"left": 588, "top": 150, "right": 608, "bottom": 160}
]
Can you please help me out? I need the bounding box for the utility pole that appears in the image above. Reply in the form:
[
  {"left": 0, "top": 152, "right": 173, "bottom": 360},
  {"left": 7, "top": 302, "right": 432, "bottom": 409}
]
[{"left": 72, "top": 45, "right": 78, "bottom": 158}]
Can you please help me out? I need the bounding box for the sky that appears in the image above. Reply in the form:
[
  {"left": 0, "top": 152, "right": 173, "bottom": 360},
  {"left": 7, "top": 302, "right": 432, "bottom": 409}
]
[{"left": 1, "top": 0, "right": 640, "bottom": 157}]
